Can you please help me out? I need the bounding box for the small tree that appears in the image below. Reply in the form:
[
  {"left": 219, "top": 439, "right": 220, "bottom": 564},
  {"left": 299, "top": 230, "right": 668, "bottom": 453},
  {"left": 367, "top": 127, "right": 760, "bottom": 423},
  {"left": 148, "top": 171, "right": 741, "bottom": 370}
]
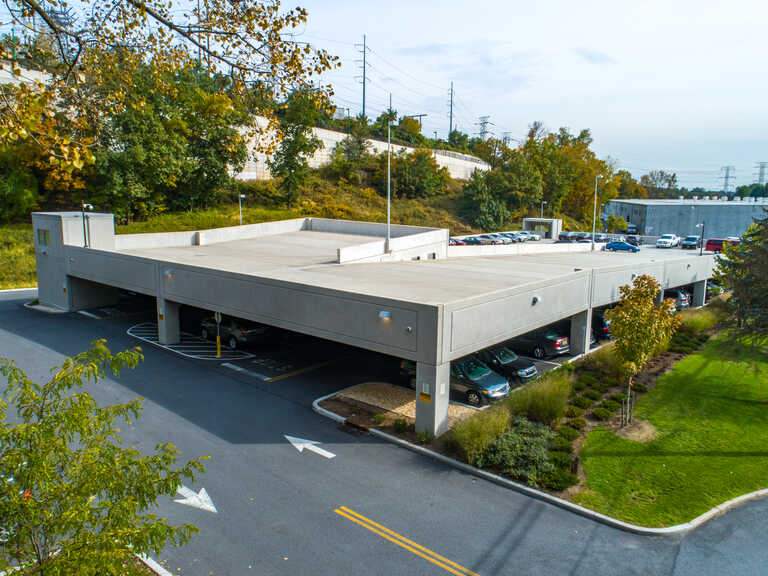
[
  {"left": 0, "top": 341, "right": 206, "bottom": 575},
  {"left": 604, "top": 214, "right": 628, "bottom": 233},
  {"left": 605, "top": 275, "right": 679, "bottom": 423}
]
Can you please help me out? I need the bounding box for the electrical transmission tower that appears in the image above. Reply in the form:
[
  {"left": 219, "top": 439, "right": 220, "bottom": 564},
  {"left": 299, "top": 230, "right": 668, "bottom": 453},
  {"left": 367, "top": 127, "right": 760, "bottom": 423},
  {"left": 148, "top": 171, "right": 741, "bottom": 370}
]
[
  {"left": 756, "top": 162, "right": 768, "bottom": 185},
  {"left": 476, "top": 116, "right": 494, "bottom": 140},
  {"left": 447, "top": 81, "right": 454, "bottom": 138},
  {"left": 719, "top": 166, "right": 736, "bottom": 195},
  {"left": 355, "top": 34, "right": 371, "bottom": 118}
]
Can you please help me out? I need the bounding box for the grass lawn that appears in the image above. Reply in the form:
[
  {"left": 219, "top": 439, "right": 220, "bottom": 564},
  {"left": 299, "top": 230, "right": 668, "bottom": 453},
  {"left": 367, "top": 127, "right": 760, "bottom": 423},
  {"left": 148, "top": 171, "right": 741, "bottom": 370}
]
[
  {"left": 573, "top": 334, "right": 768, "bottom": 527},
  {"left": 0, "top": 223, "right": 37, "bottom": 289}
]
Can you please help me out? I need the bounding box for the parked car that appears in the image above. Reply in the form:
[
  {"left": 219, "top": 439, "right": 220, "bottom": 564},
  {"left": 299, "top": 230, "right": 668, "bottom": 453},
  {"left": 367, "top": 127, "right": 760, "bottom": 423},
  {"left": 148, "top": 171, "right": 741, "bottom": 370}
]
[
  {"left": 680, "top": 235, "right": 701, "bottom": 250},
  {"left": 656, "top": 234, "right": 681, "bottom": 248},
  {"left": 399, "top": 358, "right": 510, "bottom": 406},
  {"left": 500, "top": 232, "right": 525, "bottom": 242},
  {"left": 477, "top": 234, "right": 509, "bottom": 245},
  {"left": 557, "top": 231, "right": 578, "bottom": 242},
  {"left": 573, "top": 232, "right": 591, "bottom": 242},
  {"left": 508, "top": 323, "right": 570, "bottom": 359},
  {"left": 449, "top": 237, "right": 467, "bottom": 246},
  {"left": 604, "top": 241, "right": 640, "bottom": 253},
  {"left": 705, "top": 279, "right": 724, "bottom": 301},
  {"left": 516, "top": 231, "right": 541, "bottom": 241},
  {"left": 592, "top": 233, "right": 610, "bottom": 243},
  {"left": 622, "top": 223, "right": 638, "bottom": 234},
  {"left": 664, "top": 289, "right": 690, "bottom": 310},
  {"left": 463, "top": 236, "right": 493, "bottom": 245},
  {"left": 625, "top": 234, "right": 641, "bottom": 246},
  {"left": 592, "top": 309, "right": 612, "bottom": 341},
  {"left": 200, "top": 315, "right": 270, "bottom": 349},
  {"left": 704, "top": 238, "right": 740, "bottom": 253},
  {"left": 477, "top": 346, "right": 538, "bottom": 384}
]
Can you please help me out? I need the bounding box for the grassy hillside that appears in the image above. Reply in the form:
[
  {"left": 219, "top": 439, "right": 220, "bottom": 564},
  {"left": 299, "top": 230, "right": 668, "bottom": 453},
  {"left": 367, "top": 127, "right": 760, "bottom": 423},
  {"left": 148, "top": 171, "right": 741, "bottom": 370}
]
[{"left": 0, "top": 176, "right": 480, "bottom": 289}]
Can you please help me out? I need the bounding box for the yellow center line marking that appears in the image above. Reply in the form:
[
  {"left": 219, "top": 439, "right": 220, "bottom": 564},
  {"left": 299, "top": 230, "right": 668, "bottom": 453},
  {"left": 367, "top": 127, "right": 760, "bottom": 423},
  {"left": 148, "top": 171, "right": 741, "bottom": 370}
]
[
  {"left": 334, "top": 507, "right": 480, "bottom": 576},
  {"left": 265, "top": 359, "right": 337, "bottom": 382}
]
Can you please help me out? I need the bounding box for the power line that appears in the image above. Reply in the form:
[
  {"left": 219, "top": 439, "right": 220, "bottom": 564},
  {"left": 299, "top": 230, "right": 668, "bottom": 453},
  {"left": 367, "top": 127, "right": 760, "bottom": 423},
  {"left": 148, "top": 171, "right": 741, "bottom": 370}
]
[{"left": 354, "top": 34, "right": 370, "bottom": 117}]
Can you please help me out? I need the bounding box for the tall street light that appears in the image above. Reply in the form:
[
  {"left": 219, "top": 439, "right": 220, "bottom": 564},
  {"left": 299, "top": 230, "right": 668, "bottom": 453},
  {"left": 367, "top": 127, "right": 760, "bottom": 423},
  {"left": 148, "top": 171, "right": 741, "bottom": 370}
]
[
  {"left": 696, "top": 222, "right": 705, "bottom": 256},
  {"left": 81, "top": 203, "right": 93, "bottom": 248},
  {"left": 386, "top": 117, "right": 395, "bottom": 253},
  {"left": 238, "top": 193, "right": 246, "bottom": 226},
  {"left": 592, "top": 175, "right": 603, "bottom": 251},
  {"left": 540, "top": 200, "right": 547, "bottom": 218}
]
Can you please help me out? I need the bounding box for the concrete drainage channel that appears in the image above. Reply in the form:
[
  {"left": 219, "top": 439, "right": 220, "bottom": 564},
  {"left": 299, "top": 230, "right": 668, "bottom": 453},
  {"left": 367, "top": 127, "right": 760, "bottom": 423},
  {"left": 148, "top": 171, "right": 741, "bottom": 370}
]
[
  {"left": 312, "top": 391, "right": 768, "bottom": 536},
  {"left": 127, "top": 323, "right": 254, "bottom": 361}
]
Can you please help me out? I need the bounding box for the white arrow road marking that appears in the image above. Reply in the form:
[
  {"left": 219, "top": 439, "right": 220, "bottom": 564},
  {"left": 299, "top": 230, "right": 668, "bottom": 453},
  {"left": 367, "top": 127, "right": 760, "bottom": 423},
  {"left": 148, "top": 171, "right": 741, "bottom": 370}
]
[
  {"left": 284, "top": 435, "right": 336, "bottom": 459},
  {"left": 174, "top": 485, "right": 218, "bottom": 513}
]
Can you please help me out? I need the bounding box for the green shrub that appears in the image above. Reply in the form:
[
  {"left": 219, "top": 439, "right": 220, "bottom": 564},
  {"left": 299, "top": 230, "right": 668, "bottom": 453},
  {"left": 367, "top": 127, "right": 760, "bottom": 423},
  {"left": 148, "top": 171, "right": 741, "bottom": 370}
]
[
  {"left": 573, "top": 381, "right": 586, "bottom": 392},
  {"left": 678, "top": 306, "right": 725, "bottom": 334},
  {"left": 393, "top": 419, "right": 410, "bottom": 434},
  {"left": 556, "top": 426, "right": 579, "bottom": 442},
  {"left": 571, "top": 396, "right": 593, "bottom": 409},
  {"left": 505, "top": 372, "right": 572, "bottom": 426},
  {"left": 591, "top": 407, "right": 612, "bottom": 421},
  {"left": 417, "top": 429, "right": 434, "bottom": 444},
  {"left": 548, "top": 451, "right": 574, "bottom": 470},
  {"left": 450, "top": 407, "right": 509, "bottom": 465},
  {"left": 633, "top": 383, "right": 648, "bottom": 393},
  {"left": 371, "top": 413, "right": 386, "bottom": 425},
  {"left": 577, "top": 343, "right": 623, "bottom": 382},
  {"left": 541, "top": 468, "right": 578, "bottom": 491},
  {"left": 476, "top": 417, "right": 554, "bottom": 486},
  {"left": 564, "top": 405, "right": 583, "bottom": 418},
  {"left": 578, "top": 374, "right": 598, "bottom": 387},
  {"left": 549, "top": 436, "right": 574, "bottom": 453},
  {"left": 583, "top": 389, "right": 601, "bottom": 400},
  {"left": 600, "top": 400, "right": 621, "bottom": 413},
  {"left": 592, "top": 381, "right": 613, "bottom": 393},
  {"left": 609, "top": 393, "right": 625, "bottom": 403},
  {"left": 567, "top": 417, "right": 586, "bottom": 430}
]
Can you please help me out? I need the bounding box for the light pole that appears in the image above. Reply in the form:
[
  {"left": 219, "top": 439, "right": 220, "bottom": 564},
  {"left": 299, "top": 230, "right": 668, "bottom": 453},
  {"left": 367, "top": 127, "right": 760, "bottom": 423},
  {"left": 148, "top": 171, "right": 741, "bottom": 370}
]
[
  {"left": 591, "top": 175, "right": 603, "bottom": 251},
  {"left": 540, "top": 200, "right": 547, "bottom": 218},
  {"left": 386, "top": 118, "right": 395, "bottom": 253},
  {"left": 238, "top": 193, "right": 246, "bottom": 226},
  {"left": 81, "top": 203, "right": 93, "bottom": 248},
  {"left": 696, "top": 222, "right": 705, "bottom": 256}
]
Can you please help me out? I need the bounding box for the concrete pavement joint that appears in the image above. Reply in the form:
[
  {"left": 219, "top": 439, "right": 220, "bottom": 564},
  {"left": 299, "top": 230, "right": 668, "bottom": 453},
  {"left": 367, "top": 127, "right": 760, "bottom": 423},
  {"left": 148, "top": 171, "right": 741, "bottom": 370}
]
[{"left": 313, "top": 395, "right": 768, "bottom": 536}]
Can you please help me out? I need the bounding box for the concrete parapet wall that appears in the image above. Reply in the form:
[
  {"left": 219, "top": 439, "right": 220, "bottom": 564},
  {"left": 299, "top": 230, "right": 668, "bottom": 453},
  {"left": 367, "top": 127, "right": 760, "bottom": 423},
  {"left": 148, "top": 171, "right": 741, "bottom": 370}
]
[
  {"left": 337, "top": 239, "right": 387, "bottom": 263},
  {"left": 197, "top": 218, "right": 308, "bottom": 245},
  {"left": 115, "top": 231, "right": 200, "bottom": 250},
  {"left": 447, "top": 242, "right": 592, "bottom": 258},
  {"left": 307, "top": 218, "right": 435, "bottom": 238},
  {"left": 337, "top": 228, "right": 449, "bottom": 264}
]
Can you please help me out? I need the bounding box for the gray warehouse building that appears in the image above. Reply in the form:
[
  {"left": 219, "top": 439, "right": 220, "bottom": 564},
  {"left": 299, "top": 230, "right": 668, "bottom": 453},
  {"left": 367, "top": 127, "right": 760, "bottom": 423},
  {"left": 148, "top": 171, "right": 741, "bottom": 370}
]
[
  {"left": 605, "top": 197, "right": 768, "bottom": 239},
  {"left": 32, "top": 212, "right": 716, "bottom": 436}
]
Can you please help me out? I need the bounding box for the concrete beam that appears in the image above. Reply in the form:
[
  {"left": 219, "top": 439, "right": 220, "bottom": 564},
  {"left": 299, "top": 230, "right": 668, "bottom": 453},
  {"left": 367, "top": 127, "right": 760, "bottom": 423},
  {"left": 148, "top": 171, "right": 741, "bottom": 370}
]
[
  {"left": 414, "top": 362, "right": 450, "bottom": 436},
  {"left": 157, "top": 298, "right": 180, "bottom": 345},
  {"left": 692, "top": 279, "right": 707, "bottom": 308},
  {"left": 570, "top": 309, "right": 592, "bottom": 356}
]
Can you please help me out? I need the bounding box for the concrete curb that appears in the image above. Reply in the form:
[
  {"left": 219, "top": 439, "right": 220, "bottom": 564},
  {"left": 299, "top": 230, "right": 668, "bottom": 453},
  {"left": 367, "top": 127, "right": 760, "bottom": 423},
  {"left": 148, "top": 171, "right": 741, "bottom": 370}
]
[
  {"left": 0, "top": 287, "right": 37, "bottom": 293},
  {"left": 136, "top": 554, "right": 172, "bottom": 576},
  {"left": 312, "top": 395, "right": 768, "bottom": 535}
]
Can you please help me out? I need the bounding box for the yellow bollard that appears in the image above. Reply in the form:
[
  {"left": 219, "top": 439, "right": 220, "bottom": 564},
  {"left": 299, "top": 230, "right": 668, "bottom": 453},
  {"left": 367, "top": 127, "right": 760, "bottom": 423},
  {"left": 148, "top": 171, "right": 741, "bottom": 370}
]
[{"left": 216, "top": 335, "right": 221, "bottom": 358}]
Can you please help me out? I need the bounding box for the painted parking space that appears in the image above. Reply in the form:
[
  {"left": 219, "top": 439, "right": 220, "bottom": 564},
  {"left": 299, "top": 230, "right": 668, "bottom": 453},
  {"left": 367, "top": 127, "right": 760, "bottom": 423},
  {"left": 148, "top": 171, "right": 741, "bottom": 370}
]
[
  {"left": 127, "top": 322, "right": 253, "bottom": 361},
  {"left": 222, "top": 356, "right": 337, "bottom": 382}
]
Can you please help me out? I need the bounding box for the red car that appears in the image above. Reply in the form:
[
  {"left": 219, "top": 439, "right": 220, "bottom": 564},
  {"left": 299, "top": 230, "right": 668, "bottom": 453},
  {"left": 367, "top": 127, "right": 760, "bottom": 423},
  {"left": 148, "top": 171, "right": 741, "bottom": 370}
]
[
  {"left": 705, "top": 238, "right": 740, "bottom": 253},
  {"left": 449, "top": 238, "right": 467, "bottom": 246}
]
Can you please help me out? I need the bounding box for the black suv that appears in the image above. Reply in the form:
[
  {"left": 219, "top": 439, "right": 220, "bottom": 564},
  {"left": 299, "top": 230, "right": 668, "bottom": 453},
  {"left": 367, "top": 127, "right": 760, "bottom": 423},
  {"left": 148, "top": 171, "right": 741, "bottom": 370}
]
[
  {"left": 508, "top": 322, "right": 570, "bottom": 359},
  {"left": 477, "top": 346, "right": 538, "bottom": 384}
]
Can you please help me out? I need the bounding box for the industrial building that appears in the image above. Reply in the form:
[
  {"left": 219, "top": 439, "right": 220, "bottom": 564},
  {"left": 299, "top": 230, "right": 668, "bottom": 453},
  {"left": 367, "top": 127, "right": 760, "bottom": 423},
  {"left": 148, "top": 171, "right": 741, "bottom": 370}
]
[
  {"left": 605, "top": 197, "right": 768, "bottom": 239},
  {"left": 32, "top": 212, "right": 715, "bottom": 435}
]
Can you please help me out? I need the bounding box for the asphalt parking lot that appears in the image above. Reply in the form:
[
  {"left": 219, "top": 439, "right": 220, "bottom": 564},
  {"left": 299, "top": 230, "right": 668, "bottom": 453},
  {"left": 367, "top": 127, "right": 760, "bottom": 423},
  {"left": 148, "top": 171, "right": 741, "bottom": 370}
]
[{"left": 2, "top": 289, "right": 766, "bottom": 576}]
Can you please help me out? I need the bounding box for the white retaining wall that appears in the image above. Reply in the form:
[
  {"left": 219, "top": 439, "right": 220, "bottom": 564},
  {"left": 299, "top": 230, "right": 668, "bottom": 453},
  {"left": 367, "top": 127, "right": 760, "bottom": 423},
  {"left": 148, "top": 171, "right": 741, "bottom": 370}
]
[
  {"left": 237, "top": 117, "right": 489, "bottom": 181},
  {"left": 447, "top": 242, "right": 593, "bottom": 258}
]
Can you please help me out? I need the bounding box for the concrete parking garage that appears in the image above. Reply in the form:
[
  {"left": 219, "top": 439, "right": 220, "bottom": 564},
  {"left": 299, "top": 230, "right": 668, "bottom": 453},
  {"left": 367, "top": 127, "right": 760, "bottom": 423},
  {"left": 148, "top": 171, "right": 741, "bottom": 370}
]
[{"left": 31, "top": 212, "right": 716, "bottom": 435}]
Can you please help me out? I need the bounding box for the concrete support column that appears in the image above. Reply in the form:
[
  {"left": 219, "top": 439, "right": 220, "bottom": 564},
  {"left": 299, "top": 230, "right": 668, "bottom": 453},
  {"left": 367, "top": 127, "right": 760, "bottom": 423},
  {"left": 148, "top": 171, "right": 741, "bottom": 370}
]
[
  {"left": 655, "top": 288, "right": 664, "bottom": 306},
  {"left": 157, "top": 298, "right": 180, "bottom": 345},
  {"left": 692, "top": 279, "right": 707, "bottom": 308},
  {"left": 570, "top": 309, "right": 593, "bottom": 357},
  {"left": 414, "top": 362, "right": 451, "bottom": 436}
]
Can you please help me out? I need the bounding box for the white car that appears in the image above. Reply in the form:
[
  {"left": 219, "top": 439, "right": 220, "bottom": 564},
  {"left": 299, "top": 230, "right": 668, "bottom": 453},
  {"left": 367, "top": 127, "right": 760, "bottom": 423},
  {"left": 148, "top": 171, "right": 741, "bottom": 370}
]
[
  {"left": 656, "top": 234, "right": 680, "bottom": 248},
  {"left": 517, "top": 231, "right": 541, "bottom": 241}
]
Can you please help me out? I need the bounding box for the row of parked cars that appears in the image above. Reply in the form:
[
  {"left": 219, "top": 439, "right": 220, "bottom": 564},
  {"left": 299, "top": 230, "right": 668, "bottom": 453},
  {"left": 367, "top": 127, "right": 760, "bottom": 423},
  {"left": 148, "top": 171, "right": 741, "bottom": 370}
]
[
  {"left": 656, "top": 234, "right": 741, "bottom": 252},
  {"left": 450, "top": 230, "right": 542, "bottom": 245},
  {"left": 398, "top": 313, "right": 613, "bottom": 406}
]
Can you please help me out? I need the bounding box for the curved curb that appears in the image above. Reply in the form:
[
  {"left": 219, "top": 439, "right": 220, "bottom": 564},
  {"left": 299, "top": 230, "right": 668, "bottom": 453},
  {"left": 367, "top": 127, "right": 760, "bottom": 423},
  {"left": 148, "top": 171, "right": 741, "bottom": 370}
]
[
  {"left": 312, "top": 394, "right": 768, "bottom": 535},
  {"left": 136, "top": 554, "right": 172, "bottom": 576}
]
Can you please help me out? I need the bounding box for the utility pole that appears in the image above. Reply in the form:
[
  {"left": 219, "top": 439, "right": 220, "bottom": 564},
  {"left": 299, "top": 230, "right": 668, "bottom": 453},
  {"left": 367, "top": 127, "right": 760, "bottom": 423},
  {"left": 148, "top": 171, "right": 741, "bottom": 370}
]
[
  {"left": 476, "top": 116, "right": 494, "bottom": 140},
  {"left": 756, "top": 162, "right": 768, "bottom": 186},
  {"left": 719, "top": 166, "right": 736, "bottom": 195},
  {"left": 448, "top": 81, "right": 454, "bottom": 139},
  {"left": 355, "top": 35, "right": 370, "bottom": 118},
  {"left": 404, "top": 114, "right": 427, "bottom": 126}
]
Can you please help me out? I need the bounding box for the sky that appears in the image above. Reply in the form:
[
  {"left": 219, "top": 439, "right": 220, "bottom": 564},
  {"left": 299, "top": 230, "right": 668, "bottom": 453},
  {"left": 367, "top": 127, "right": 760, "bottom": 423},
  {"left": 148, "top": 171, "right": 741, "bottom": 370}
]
[
  {"left": 2, "top": 0, "right": 766, "bottom": 190},
  {"left": 295, "top": 0, "right": 768, "bottom": 190}
]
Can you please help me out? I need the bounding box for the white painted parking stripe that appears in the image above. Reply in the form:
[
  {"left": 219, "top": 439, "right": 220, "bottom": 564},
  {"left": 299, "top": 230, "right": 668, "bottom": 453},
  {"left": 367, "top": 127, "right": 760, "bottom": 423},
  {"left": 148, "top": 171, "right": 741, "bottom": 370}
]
[
  {"left": 77, "top": 310, "right": 102, "bottom": 319},
  {"left": 221, "top": 362, "right": 269, "bottom": 380},
  {"left": 520, "top": 356, "right": 563, "bottom": 368},
  {"left": 127, "top": 323, "right": 253, "bottom": 360}
]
